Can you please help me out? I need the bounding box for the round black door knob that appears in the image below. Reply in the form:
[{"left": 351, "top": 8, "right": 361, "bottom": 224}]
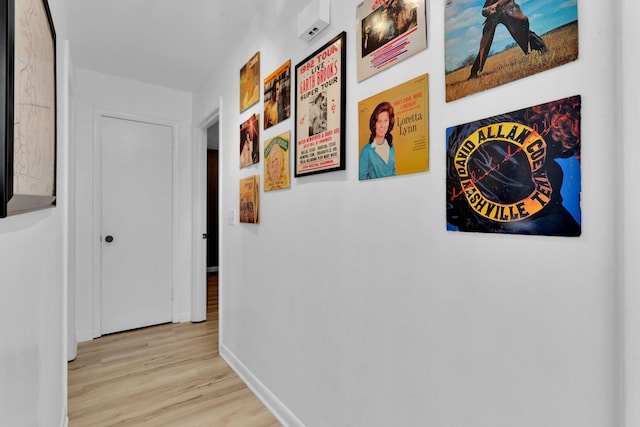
[{"left": 105, "top": 235, "right": 114, "bottom": 243}]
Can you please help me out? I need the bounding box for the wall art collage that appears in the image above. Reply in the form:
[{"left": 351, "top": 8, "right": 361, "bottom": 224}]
[{"left": 238, "top": 0, "right": 581, "bottom": 236}]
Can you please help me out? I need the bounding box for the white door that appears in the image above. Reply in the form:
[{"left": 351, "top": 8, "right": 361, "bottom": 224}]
[{"left": 100, "top": 116, "right": 173, "bottom": 335}]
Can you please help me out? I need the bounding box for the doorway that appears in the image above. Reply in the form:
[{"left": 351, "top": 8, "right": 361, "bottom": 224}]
[{"left": 206, "top": 121, "right": 219, "bottom": 272}]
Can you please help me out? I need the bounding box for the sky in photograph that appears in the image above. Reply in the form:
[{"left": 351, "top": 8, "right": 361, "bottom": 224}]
[{"left": 445, "top": 0, "right": 578, "bottom": 72}]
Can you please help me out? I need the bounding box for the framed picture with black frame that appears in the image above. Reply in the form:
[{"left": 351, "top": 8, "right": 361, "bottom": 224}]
[
  {"left": 1, "top": 0, "right": 57, "bottom": 218},
  {"left": 294, "top": 31, "right": 346, "bottom": 177}
]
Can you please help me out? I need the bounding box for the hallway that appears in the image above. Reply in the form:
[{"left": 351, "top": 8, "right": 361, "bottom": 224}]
[{"left": 67, "top": 274, "right": 281, "bottom": 426}]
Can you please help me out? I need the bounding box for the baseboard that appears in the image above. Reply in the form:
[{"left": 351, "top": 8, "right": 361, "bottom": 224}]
[
  {"left": 177, "top": 311, "right": 191, "bottom": 323},
  {"left": 219, "top": 343, "right": 305, "bottom": 427},
  {"left": 76, "top": 329, "right": 94, "bottom": 343},
  {"left": 60, "top": 410, "right": 68, "bottom": 427},
  {"left": 207, "top": 266, "right": 219, "bottom": 273}
]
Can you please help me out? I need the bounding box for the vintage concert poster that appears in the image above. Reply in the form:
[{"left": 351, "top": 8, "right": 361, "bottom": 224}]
[
  {"left": 446, "top": 95, "right": 581, "bottom": 236},
  {"left": 358, "top": 73, "right": 429, "bottom": 180},
  {"left": 264, "top": 60, "right": 291, "bottom": 129},
  {"left": 294, "top": 32, "right": 346, "bottom": 177},
  {"left": 239, "top": 175, "right": 260, "bottom": 224},
  {"left": 264, "top": 131, "right": 291, "bottom": 192},
  {"left": 356, "top": 0, "right": 427, "bottom": 82},
  {"left": 239, "top": 114, "right": 260, "bottom": 169},
  {"left": 240, "top": 51, "right": 260, "bottom": 112},
  {"left": 445, "top": 0, "right": 578, "bottom": 102}
]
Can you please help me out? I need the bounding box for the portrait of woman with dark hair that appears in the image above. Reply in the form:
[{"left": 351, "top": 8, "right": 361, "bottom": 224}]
[{"left": 359, "top": 101, "right": 396, "bottom": 180}]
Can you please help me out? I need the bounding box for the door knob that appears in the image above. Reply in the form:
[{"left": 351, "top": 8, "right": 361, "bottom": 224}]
[{"left": 105, "top": 235, "right": 114, "bottom": 243}]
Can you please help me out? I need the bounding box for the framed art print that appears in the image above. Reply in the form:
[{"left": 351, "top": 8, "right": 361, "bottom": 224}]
[
  {"left": 446, "top": 95, "right": 581, "bottom": 236},
  {"left": 295, "top": 31, "right": 346, "bottom": 177},
  {"left": 239, "top": 175, "right": 259, "bottom": 224},
  {"left": 240, "top": 51, "right": 260, "bottom": 112},
  {"left": 445, "top": 0, "right": 578, "bottom": 102},
  {"left": 264, "top": 60, "right": 291, "bottom": 130},
  {"left": 264, "top": 131, "right": 290, "bottom": 191},
  {"left": 358, "top": 73, "right": 429, "bottom": 180},
  {"left": 356, "top": 0, "right": 427, "bottom": 82},
  {"left": 1, "top": 0, "right": 57, "bottom": 218},
  {"left": 240, "top": 113, "right": 260, "bottom": 169}
]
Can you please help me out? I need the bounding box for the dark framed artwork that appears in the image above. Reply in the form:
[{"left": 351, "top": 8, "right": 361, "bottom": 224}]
[
  {"left": 294, "top": 31, "right": 346, "bottom": 177},
  {"left": 1, "top": 0, "right": 57, "bottom": 218}
]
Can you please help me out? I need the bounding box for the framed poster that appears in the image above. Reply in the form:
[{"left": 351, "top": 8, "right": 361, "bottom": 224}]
[
  {"left": 358, "top": 73, "right": 429, "bottom": 180},
  {"left": 445, "top": 0, "right": 578, "bottom": 102},
  {"left": 240, "top": 51, "right": 260, "bottom": 112},
  {"left": 239, "top": 113, "right": 259, "bottom": 168},
  {"left": 446, "top": 95, "right": 581, "bottom": 236},
  {"left": 295, "top": 31, "right": 346, "bottom": 177},
  {"left": 1, "top": 0, "right": 57, "bottom": 218},
  {"left": 264, "top": 60, "right": 291, "bottom": 129},
  {"left": 264, "top": 131, "right": 291, "bottom": 191},
  {"left": 239, "top": 175, "right": 259, "bottom": 224},
  {"left": 356, "top": 0, "right": 427, "bottom": 82}
]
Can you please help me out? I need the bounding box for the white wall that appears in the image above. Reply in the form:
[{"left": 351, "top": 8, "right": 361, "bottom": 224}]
[
  {"left": 0, "top": 0, "right": 70, "bottom": 425},
  {"left": 73, "top": 69, "right": 194, "bottom": 340},
  {"left": 194, "top": 0, "right": 623, "bottom": 426}
]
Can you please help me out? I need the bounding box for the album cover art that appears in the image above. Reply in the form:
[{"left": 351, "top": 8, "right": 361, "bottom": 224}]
[
  {"left": 446, "top": 95, "right": 581, "bottom": 236},
  {"left": 445, "top": 0, "right": 578, "bottom": 102}
]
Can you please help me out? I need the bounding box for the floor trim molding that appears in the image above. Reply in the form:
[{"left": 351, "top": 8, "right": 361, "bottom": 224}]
[{"left": 219, "top": 343, "right": 305, "bottom": 427}]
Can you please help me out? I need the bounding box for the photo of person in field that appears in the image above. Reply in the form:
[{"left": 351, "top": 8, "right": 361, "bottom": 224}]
[
  {"left": 468, "top": 0, "right": 547, "bottom": 79},
  {"left": 444, "top": 0, "right": 578, "bottom": 102}
]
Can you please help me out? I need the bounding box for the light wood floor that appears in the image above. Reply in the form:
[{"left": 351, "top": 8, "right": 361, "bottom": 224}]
[{"left": 68, "top": 274, "right": 282, "bottom": 427}]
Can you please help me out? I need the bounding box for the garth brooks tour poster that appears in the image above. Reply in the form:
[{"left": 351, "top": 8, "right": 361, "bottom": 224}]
[{"left": 446, "top": 95, "right": 581, "bottom": 236}]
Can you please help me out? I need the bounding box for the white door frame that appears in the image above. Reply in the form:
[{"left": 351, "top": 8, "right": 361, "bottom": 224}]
[
  {"left": 91, "top": 108, "right": 180, "bottom": 337},
  {"left": 192, "top": 106, "right": 220, "bottom": 322}
]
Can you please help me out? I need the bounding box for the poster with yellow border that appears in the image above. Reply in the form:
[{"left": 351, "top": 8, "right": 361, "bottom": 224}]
[
  {"left": 358, "top": 73, "right": 428, "bottom": 180},
  {"left": 264, "top": 131, "right": 291, "bottom": 191},
  {"left": 239, "top": 175, "right": 259, "bottom": 224}
]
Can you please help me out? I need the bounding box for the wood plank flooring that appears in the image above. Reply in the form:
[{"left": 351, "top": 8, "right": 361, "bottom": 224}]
[{"left": 68, "top": 274, "right": 282, "bottom": 427}]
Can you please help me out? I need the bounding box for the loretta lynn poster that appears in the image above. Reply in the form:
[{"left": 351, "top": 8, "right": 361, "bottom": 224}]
[
  {"left": 444, "top": 0, "right": 578, "bottom": 102},
  {"left": 358, "top": 73, "right": 429, "bottom": 180},
  {"left": 356, "top": 0, "right": 427, "bottom": 82},
  {"left": 446, "top": 95, "right": 581, "bottom": 236},
  {"left": 294, "top": 32, "right": 346, "bottom": 177}
]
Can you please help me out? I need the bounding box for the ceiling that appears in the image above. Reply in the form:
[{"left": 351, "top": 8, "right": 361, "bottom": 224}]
[{"left": 64, "top": 0, "right": 267, "bottom": 93}]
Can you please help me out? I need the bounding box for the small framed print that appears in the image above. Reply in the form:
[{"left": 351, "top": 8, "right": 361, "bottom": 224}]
[
  {"left": 240, "top": 51, "right": 260, "bottom": 112},
  {"left": 356, "top": 0, "right": 427, "bottom": 82}
]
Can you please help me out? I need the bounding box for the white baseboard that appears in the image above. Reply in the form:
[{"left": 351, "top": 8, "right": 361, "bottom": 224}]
[
  {"left": 76, "top": 329, "right": 94, "bottom": 343},
  {"left": 207, "top": 266, "right": 219, "bottom": 273},
  {"left": 177, "top": 311, "right": 191, "bottom": 323},
  {"left": 219, "top": 343, "right": 305, "bottom": 427}
]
